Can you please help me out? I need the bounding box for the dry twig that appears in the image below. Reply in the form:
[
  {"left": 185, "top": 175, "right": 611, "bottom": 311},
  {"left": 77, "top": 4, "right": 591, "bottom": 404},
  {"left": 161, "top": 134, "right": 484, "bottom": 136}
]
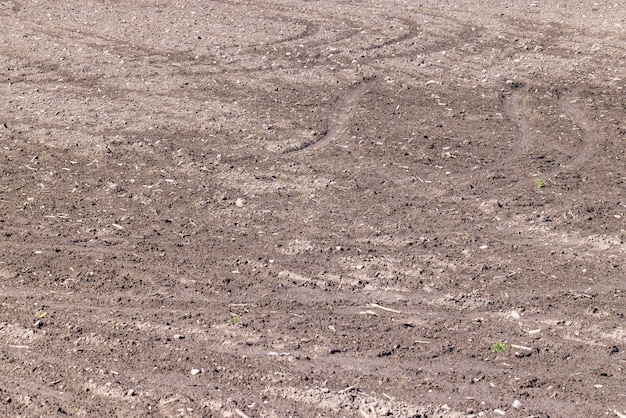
[
  {"left": 369, "top": 303, "right": 401, "bottom": 314},
  {"left": 235, "top": 409, "right": 251, "bottom": 418}
]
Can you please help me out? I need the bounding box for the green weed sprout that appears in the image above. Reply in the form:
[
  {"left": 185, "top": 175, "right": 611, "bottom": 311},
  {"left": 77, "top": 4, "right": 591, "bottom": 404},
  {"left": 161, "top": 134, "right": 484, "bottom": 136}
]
[{"left": 492, "top": 341, "right": 508, "bottom": 353}]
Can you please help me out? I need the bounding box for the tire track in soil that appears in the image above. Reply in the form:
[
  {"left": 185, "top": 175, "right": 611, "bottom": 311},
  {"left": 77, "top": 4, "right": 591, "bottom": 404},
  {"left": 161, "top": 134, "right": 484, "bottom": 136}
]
[
  {"left": 283, "top": 77, "right": 375, "bottom": 154},
  {"left": 8, "top": 4, "right": 327, "bottom": 80},
  {"left": 490, "top": 90, "right": 618, "bottom": 265},
  {"left": 0, "top": 370, "right": 117, "bottom": 416},
  {"left": 502, "top": 90, "right": 535, "bottom": 165},
  {"left": 502, "top": 90, "right": 598, "bottom": 176},
  {"left": 556, "top": 95, "right": 598, "bottom": 173},
  {"left": 361, "top": 15, "right": 420, "bottom": 53},
  {"left": 0, "top": 279, "right": 429, "bottom": 417}
]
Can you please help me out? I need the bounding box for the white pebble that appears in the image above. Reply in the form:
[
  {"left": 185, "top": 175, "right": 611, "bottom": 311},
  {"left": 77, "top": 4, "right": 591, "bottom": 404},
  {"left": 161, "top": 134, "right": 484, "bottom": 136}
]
[
  {"left": 512, "top": 399, "right": 524, "bottom": 409},
  {"left": 235, "top": 198, "right": 246, "bottom": 207},
  {"left": 190, "top": 368, "right": 201, "bottom": 375}
]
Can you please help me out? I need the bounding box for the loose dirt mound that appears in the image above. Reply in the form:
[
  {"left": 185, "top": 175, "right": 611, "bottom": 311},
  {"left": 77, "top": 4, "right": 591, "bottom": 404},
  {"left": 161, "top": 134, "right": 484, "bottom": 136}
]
[{"left": 1, "top": 1, "right": 625, "bottom": 416}]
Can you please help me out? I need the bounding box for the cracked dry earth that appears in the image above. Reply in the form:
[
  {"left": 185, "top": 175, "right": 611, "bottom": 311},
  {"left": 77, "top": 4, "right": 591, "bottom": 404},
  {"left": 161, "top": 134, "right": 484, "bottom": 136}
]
[{"left": 1, "top": 0, "right": 626, "bottom": 417}]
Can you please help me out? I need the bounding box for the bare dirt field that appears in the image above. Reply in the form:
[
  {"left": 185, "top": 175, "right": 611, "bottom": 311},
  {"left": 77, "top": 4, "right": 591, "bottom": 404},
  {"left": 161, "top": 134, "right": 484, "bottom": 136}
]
[{"left": 1, "top": 0, "right": 625, "bottom": 416}]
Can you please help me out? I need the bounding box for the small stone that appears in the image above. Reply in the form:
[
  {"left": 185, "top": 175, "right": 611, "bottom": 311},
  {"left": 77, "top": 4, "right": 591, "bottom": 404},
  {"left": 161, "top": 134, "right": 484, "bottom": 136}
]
[
  {"left": 190, "top": 368, "right": 201, "bottom": 375},
  {"left": 173, "top": 334, "right": 185, "bottom": 340},
  {"left": 512, "top": 399, "right": 524, "bottom": 409},
  {"left": 126, "top": 389, "right": 135, "bottom": 397},
  {"left": 235, "top": 198, "right": 246, "bottom": 207},
  {"left": 510, "top": 310, "right": 520, "bottom": 320},
  {"left": 376, "top": 406, "right": 391, "bottom": 415},
  {"left": 494, "top": 409, "right": 506, "bottom": 416}
]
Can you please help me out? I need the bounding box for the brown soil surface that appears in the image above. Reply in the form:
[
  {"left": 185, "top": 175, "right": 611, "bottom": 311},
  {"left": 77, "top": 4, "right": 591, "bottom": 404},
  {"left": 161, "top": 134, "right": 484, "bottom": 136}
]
[{"left": 1, "top": 1, "right": 625, "bottom": 417}]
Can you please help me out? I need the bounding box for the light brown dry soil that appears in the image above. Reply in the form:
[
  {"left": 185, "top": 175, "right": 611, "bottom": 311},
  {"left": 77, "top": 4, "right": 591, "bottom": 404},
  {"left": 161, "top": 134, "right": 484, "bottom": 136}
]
[{"left": 1, "top": 0, "right": 625, "bottom": 417}]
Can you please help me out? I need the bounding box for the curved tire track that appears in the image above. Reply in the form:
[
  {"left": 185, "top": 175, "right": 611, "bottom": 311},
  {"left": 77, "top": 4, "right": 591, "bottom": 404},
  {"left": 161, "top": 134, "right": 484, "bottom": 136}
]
[
  {"left": 283, "top": 77, "right": 375, "bottom": 154},
  {"left": 503, "top": 90, "right": 535, "bottom": 165},
  {"left": 556, "top": 95, "right": 598, "bottom": 172},
  {"left": 502, "top": 90, "right": 599, "bottom": 175}
]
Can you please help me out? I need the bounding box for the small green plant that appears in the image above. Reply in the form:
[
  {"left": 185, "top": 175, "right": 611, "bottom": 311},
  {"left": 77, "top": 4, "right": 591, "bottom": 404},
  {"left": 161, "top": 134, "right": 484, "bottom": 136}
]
[
  {"left": 228, "top": 315, "right": 240, "bottom": 325},
  {"left": 36, "top": 311, "right": 47, "bottom": 318},
  {"left": 418, "top": 5, "right": 423, "bottom": 11},
  {"left": 492, "top": 341, "right": 508, "bottom": 353},
  {"left": 537, "top": 179, "right": 546, "bottom": 189}
]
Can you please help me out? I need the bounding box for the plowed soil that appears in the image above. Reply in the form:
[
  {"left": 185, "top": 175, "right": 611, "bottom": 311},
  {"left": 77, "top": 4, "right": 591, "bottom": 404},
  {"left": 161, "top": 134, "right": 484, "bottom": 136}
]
[{"left": 1, "top": 1, "right": 625, "bottom": 417}]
